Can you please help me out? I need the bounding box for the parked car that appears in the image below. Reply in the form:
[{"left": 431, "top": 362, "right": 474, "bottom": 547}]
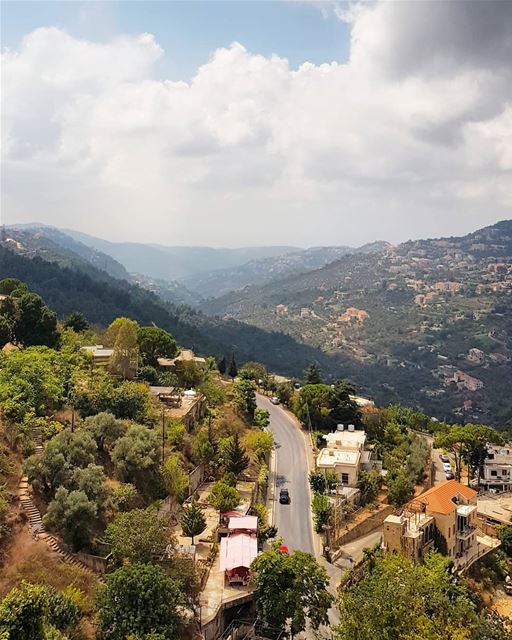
[
  {"left": 445, "top": 471, "right": 454, "bottom": 480},
  {"left": 270, "top": 396, "right": 280, "bottom": 405},
  {"left": 443, "top": 462, "right": 452, "bottom": 472},
  {"left": 279, "top": 488, "right": 290, "bottom": 504},
  {"left": 439, "top": 454, "right": 450, "bottom": 463}
]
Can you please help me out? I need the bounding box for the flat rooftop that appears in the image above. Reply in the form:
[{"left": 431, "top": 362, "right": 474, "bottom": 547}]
[
  {"left": 477, "top": 493, "right": 512, "bottom": 525},
  {"left": 317, "top": 448, "right": 360, "bottom": 467}
]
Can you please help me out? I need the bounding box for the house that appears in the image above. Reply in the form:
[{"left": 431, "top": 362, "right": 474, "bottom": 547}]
[
  {"left": 316, "top": 426, "right": 371, "bottom": 487},
  {"left": 467, "top": 348, "right": 485, "bottom": 365},
  {"left": 81, "top": 345, "right": 114, "bottom": 367},
  {"left": 383, "top": 480, "right": 500, "bottom": 570},
  {"left": 480, "top": 444, "right": 512, "bottom": 491},
  {"left": 446, "top": 370, "right": 484, "bottom": 392},
  {"left": 157, "top": 348, "right": 206, "bottom": 369},
  {"left": 219, "top": 514, "right": 258, "bottom": 586}
]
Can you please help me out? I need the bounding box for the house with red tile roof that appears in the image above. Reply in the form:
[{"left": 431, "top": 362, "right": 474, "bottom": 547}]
[{"left": 383, "top": 480, "right": 500, "bottom": 571}]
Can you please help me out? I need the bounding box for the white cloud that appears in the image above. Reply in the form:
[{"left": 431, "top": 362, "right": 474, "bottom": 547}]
[{"left": 1, "top": 2, "right": 511, "bottom": 247}]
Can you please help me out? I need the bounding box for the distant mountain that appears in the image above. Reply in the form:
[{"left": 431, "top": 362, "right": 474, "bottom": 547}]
[
  {"left": 61, "top": 228, "right": 299, "bottom": 282},
  {"left": 201, "top": 220, "right": 512, "bottom": 426},
  {"left": 183, "top": 241, "right": 391, "bottom": 298},
  {"left": 5, "top": 225, "right": 131, "bottom": 281},
  {"left": 0, "top": 237, "right": 346, "bottom": 379},
  {"left": 6, "top": 225, "right": 203, "bottom": 307}
]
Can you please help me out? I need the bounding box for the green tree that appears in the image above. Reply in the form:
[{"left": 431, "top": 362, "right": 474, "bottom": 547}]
[
  {"left": 334, "top": 552, "right": 482, "bottom": 640},
  {"left": 13, "top": 292, "right": 58, "bottom": 347},
  {"left": 304, "top": 362, "right": 322, "bottom": 385},
  {"left": 222, "top": 433, "right": 250, "bottom": 477},
  {"left": 217, "top": 356, "right": 227, "bottom": 376},
  {"left": 208, "top": 478, "right": 240, "bottom": 514},
  {"left": 244, "top": 430, "right": 273, "bottom": 462},
  {"left": 192, "top": 428, "right": 218, "bottom": 468},
  {"left": 137, "top": 326, "right": 177, "bottom": 367},
  {"left": 0, "top": 278, "right": 27, "bottom": 296},
  {"left": 0, "top": 582, "right": 47, "bottom": 640},
  {"left": 71, "top": 464, "right": 110, "bottom": 508},
  {"left": 162, "top": 453, "right": 189, "bottom": 503},
  {"left": 498, "top": 525, "right": 512, "bottom": 556},
  {"left": 312, "top": 492, "right": 331, "bottom": 533},
  {"left": 293, "top": 384, "right": 333, "bottom": 429},
  {"left": 329, "top": 379, "right": 362, "bottom": 428},
  {"left": 25, "top": 428, "right": 97, "bottom": 496},
  {"left": 180, "top": 497, "right": 207, "bottom": 544},
  {"left": 106, "top": 507, "right": 174, "bottom": 564},
  {"left": 111, "top": 381, "right": 152, "bottom": 423},
  {"left": 96, "top": 563, "right": 183, "bottom": 640},
  {"left": 110, "top": 321, "right": 139, "bottom": 379},
  {"left": 198, "top": 377, "right": 227, "bottom": 408},
  {"left": 232, "top": 378, "right": 257, "bottom": 420},
  {"left": 105, "top": 317, "right": 139, "bottom": 346},
  {"left": 43, "top": 487, "right": 97, "bottom": 550},
  {"left": 254, "top": 408, "right": 270, "bottom": 428},
  {"left": 357, "top": 469, "right": 382, "bottom": 506},
  {"left": 174, "top": 360, "right": 204, "bottom": 388},
  {"left": 251, "top": 543, "right": 333, "bottom": 637},
  {"left": 63, "top": 311, "right": 89, "bottom": 333},
  {"left": 387, "top": 468, "right": 414, "bottom": 506},
  {"left": 228, "top": 353, "right": 238, "bottom": 379},
  {"left": 0, "top": 347, "right": 65, "bottom": 423},
  {"left": 0, "top": 315, "right": 12, "bottom": 347},
  {"left": 82, "top": 412, "right": 126, "bottom": 453},
  {"left": 309, "top": 471, "right": 327, "bottom": 494},
  {"left": 112, "top": 424, "right": 160, "bottom": 491}
]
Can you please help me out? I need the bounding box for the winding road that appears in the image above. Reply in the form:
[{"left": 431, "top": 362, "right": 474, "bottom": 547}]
[{"left": 257, "top": 394, "right": 315, "bottom": 554}]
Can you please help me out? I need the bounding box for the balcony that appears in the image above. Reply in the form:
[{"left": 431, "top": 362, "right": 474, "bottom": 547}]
[{"left": 456, "top": 525, "right": 475, "bottom": 541}]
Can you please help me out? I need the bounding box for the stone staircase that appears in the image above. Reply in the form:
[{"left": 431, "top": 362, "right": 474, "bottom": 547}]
[{"left": 17, "top": 430, "right": 94, "bottom": 574}]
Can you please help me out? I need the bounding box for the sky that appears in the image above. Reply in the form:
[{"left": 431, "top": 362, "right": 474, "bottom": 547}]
[{"left": 1, "top": 0, "right": 511, "bottom": 247}]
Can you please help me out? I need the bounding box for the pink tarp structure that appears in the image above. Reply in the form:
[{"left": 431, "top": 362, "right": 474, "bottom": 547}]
[{"left": 219, "top": 533, "right": 258, "bottom": 572}]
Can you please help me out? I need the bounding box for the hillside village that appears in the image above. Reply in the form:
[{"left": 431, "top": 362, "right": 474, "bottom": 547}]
[
  {"left": 0, "top": 276, "right": 511, "bottom": 639},
  {"left": 202, "top": 221, "right": 512, "bottom": 426}
]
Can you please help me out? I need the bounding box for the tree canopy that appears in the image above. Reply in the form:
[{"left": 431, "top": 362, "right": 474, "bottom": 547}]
[
  {"left": 138, "top": 326, "right": 177, "bottom": 367},
  {"left": 251, "top": 543, "right": 333, "bottom": 637},
  {"left": 96, "top": 563, "right": 183, "bottom": 640}
]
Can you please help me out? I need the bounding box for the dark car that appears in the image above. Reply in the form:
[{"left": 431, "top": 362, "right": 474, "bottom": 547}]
[
  {"left": 279, "top": 488, "right": 290, "bottom": 504},
  {"left": 445, "top": 471, "right": 454, "bottom": 480},
  {"left": 439, "top": 454, "right": 450, "bottom": 463}
]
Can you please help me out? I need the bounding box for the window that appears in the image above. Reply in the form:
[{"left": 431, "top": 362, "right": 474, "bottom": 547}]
[
  {"left": 341, "top": 473, "right": 349, "bottom": 484},
  {"left": 503, "top": 470, "right": 508, "bottom": 476},
  {"left": 490, "top": 470, "right": 497, "bottom": 477},
  {"left": 487, "top": 453, "right": 495, "bottom": 460}
]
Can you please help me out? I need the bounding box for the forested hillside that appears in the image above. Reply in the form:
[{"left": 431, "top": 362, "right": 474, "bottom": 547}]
[{"left": 201, "top": 221, "right": 512, "bottom": 426}]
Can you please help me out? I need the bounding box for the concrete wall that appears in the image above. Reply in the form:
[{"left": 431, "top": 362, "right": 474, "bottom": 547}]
[
  {"left": 76, "top": 552, "right": 109, "bottom": 574},
  {"left": 333, "top": 504, "right": 394, "bottom": 547},
  {"left": 189, "top": 464, "right": 205, "bottom": 496}
]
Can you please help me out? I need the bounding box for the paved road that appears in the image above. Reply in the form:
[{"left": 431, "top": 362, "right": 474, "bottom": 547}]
[{"left": 257, "top": 394, "right": 315, "bottom": 555}]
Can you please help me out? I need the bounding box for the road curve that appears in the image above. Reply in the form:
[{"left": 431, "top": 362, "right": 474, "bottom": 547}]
[{"left": 257, "top": 394, "right": 315, "bottom": 555}]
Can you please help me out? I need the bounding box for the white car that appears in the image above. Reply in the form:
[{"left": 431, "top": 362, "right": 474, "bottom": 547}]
[
  {"left": 270, "top": 396, "right": 280, "bottom": 405},
  {"left": 443, "top": 462, "right": 452, "bottom": 472}
]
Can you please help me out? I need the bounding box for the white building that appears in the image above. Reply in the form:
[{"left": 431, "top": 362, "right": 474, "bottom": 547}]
[
  {"left": 481, "top": 444, "right": 512, "bottom": 491},
  {"left": 316, "top": 426, "right": 371, "bottom": 487}
]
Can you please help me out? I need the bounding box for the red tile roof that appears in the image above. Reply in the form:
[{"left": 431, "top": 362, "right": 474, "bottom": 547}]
[{"left": 412, "top": 480, "right": 476, "bottom": 515}]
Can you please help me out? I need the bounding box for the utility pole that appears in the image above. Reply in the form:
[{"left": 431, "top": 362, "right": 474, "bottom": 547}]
[{"left": 161, "top": 405, "right": 166, "bottom": 465}]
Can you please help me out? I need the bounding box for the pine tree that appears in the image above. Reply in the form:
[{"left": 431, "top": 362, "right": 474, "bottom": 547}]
[
  {"left": 217, "top": 356, "right": 227, "bottom": 376},
  {"left": 223, "top": 432, "right": 250, "bottom": 477},
  {"left": 304, "top": 362, "right": 322, "bottom": 385},
  {"left": 180, "top": 497, "right": 207, "bottom": 545},
  {"left": 228, "top": 353, "right": 238, "bottom": 379}
]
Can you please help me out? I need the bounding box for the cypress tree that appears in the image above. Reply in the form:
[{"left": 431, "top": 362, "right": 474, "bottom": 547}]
[
  {"left": 180, "top": 497, "right": 207, "bottom": 545},
  {"left": 228, "top": 353, "right": 238, "bottom": 379}
]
